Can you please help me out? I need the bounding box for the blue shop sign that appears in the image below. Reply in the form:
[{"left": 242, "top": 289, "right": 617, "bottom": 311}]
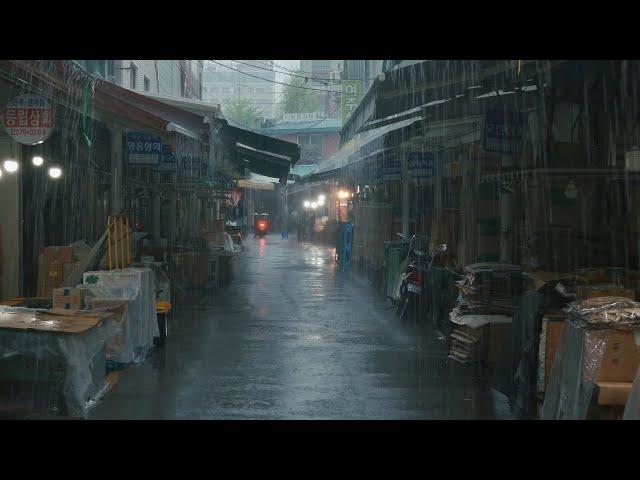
[
  {"left": 407, "top": 152, "right": 434, "bottom": 178},
  {"left": 483, "top": 110, "right": 525, "bottom": 155},
  {"left": 155, "top": 144, "right": 177, "bottom": 171},
  {"left": 383, "top": 157, "right": 401, "bottom": 181},
  {"left": 126, "top": 132, "right": 161, "bottom": 165}
]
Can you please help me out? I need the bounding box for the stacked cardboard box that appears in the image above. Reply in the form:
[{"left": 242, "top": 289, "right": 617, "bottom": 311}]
[
  {"left": 448, "top": 311, "right": 512, "bottom": 364},
  {"left": 541, "top": 297, "right": 640, "bottom": 419},
  {"left": 203, "top": 220, "right": 226, "bottom": 247},
  {"left": 36, "top": 243, "right": 90, "bottom": 298},
  {"left": 576, "top": 285, "right": 635, "bottom": 300},
  {"left": 0, "top": 308, "right": 115, "bottom": 418},
  {"left": 450, "top": 324, "right": 489, "bottom": 363},
  {"left": 456, "top": 263, "right": 524, "bottom": 315},
  {"left": 52, "top": 287, "right": 85, "bottom": 310}
]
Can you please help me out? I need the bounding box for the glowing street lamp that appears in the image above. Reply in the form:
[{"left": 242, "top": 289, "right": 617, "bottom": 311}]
[
  {"left": 3, "top": 160, "right": 19, "bottom": 173},
  {"left": 32, "top": 156, "right": 44, "bottom": 167},
  {"left": 311, "top": 202, "right": 317, "bottom": 209},
  {"left": 303, "top": 200, "right": 311, "bottom": 208},
  {"left": 48, "top": 166, "right": 62, "bottom": 179}
]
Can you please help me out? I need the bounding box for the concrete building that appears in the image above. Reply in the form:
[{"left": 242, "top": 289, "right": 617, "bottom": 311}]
[
  {"left": 298, "top": 60, "right": 343, "bottom": 119},
  {"left": 75, "top": 60, "right": 203, "bottom": 99},
  {"left": 201, "top": 60, "right": 277, "bottom": 121},
  {"left": 261, "top": 117, "right": 341, "bottom": 166},
  {"left": 342, "top": 60, "right": 385, "bottom": 93}
]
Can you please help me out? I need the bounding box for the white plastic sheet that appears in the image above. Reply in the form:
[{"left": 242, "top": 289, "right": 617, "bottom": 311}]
[
  {"left": 623, "top": 368, "right": 640, "bottom": 420},
  {"left": 0, "top": 306, "right": 119, "bottom": 418},
  {"left": 83, "top": 268, "right": 158, "bottom": 363}
]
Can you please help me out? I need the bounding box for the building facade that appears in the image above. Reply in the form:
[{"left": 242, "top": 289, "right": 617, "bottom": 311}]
[
  {"left": 261, "top": 117, "right": 341, "bottom": 166},
  {"left": 201, "top": 60, "right": 277, "bottom": 120},
  {"left": 299, "top": 60, "right": 343, "bottom": 119},
  {"left": 75, "top": 60, "right": 203, "bottom": 99}
]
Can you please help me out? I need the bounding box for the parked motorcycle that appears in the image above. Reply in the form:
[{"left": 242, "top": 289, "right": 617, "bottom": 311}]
[{"left": 394, "top": 235, "right": 448, "bottom": 326}]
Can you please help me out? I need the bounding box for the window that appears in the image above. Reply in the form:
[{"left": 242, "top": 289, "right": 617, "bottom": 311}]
[
  {"left": 144, "top": 76, "right": 150, "bottom": 92},
  {"left": 130, "top": 62, "right": 137, "bottom": 89}
]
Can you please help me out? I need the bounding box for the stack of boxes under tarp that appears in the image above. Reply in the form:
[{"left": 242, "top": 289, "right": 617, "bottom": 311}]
[
  {"left": 0, "top": 262, "right": 159, "bottom": 418},
  {"left": 0, "top": 307, "right": 119, "bottom": 418},
  {"left": 36, "top": 241, "right": 91, "bottom": 298},
  {"left": 541, "top": 296, "right": 640, "bottom": 420},
  {"left": 82, "top": 268, "right": 158, "bottom": 369}
]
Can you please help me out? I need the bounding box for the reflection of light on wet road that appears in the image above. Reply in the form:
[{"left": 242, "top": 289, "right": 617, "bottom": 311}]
[{"left": 258, "top": 238, "right": 266, "bottom": 257}]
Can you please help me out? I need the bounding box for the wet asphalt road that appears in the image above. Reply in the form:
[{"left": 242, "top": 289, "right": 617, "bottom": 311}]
[{"left": 90, "top": 233, "right": 512, "bottom": 420}]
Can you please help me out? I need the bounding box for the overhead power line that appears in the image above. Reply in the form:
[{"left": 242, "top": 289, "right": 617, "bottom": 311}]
[
  {"left": 231, "top": 60, "right": 330, "bottom": 86},
  {"left": 207, "top": 60, "right": 342, "bottom": 94}
]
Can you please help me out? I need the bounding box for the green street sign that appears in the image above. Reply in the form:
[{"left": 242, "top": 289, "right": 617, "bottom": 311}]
[{"left": 341, "top": 80, "right": 361, "bottom": 123}]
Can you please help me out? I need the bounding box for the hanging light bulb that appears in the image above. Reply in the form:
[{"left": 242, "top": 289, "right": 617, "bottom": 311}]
[
  {"left": 32, "top": 156, "right": 44, "bottom": 167},
  {"left": 48, "top": 166, "right": 62, "bottom": 179},
  {"left": 3, "top": 160, "right": 19, "bottom": 173}
]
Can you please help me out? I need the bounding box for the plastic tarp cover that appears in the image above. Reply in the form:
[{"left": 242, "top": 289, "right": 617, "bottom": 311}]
[
  {"left": 511, "top": 291, "right": 544, "bottom": 418},
  {"left": 0, "top": 306, "right": 120, "bottom": 418},
  {"left": 82, "top": 268, "right": 158, "bottom": 364},
  {"left": 542, "top": 297, "right": 640, "bottom": 419},
  {"left": 623, "top": 367, "right": 640, "bottom": 420},
  {"left": 540, "top": 321, "right": 609, "bottom": 419}
]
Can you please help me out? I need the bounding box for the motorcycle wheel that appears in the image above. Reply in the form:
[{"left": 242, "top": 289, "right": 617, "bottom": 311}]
[{"left": 397, "top": 294, "right": 409, "bottom": 321}]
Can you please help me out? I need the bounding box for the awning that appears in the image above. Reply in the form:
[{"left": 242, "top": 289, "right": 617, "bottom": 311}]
[
  {"left": 237, "top": 179, "right": 275, "bottom": 191},
  {"left": 314, "top": 115, "right": 424, "bottom": 175},
  {"left": 215, "top": 119, "right": 300, "bottom": 182},
  {"left": 236, "top": 144, "right": 293, "bottom": 181},
  {"left": 95, "top": 81, "right": 210, "bottom": 142}
]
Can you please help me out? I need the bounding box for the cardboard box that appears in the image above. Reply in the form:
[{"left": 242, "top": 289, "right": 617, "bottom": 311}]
[
  {"left": 45, "top": 261, "right": 64, "bottom": 288},
  {"left": 596, "top": 382, "right": 633, "bottom": 406},
  {"left": 63, "top": 262, "right": 80, "bottom": 281},
  {"left": 598, "top": 330, "right": 640, "bottom": 382},
  {"left": 576, "top": 286, "right": 635, "bottom": 300},
  {"left": 544, "top": 320, "right": 565, "bottom": 389},
  {"left": 52, "top": 287, "right": 85, "bottom": 310},
  {"left": 183, "top": 252, "right": 209, "bottom": 287},
  {"left": 211, "top": 219, "right": 225, "bottom": 233},
  {"left": 204, "top": 231, "right": 225, "bottom": 246},
  {"left": 488, "top": 323, "right": 512, "bottom": 363},
  {"left": 89, "top": 300, "right": 127, "bottom": 360},
  {"left": 44, "top": 246, "right": 73, "bottom": 264}
]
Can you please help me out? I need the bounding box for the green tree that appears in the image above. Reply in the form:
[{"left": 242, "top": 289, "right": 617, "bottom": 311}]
[
  {"left": 223, "top": 98, "right": 261, "bottom": 129},
  {"left": 278, "top": 72, "right": 316, "bottom": 116}
]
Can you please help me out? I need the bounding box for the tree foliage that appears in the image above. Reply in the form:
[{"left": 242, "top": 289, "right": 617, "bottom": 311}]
[
  {"left": 223, "top": 98, "right": 261, "bottom": 129},
  {"left": 278, "top": 72, "right": 317, "bottom": 116}
]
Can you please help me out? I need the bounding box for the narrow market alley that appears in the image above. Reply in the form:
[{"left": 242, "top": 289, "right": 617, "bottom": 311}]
[{"left": 90, "top": 234, "right": 512, "bottom": 420}]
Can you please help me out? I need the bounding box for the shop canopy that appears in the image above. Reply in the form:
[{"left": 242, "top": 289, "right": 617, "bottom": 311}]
[
  {"left": 216, "top": 119, "right": 300, "bottom": 183},
  {"left": 95, "top": 81, "right": 210, "bottom": 142}
]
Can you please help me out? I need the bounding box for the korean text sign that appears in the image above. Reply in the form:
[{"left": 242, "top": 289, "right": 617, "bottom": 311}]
[
  {"left": 126, "top": 132, "right": 162, "bottom": 165},
  {"left": 342, "top": 80, "right": 361, "bottom": 123},
  {"left": 2, "top": 94, "right": 55, "bottom": 145}
]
